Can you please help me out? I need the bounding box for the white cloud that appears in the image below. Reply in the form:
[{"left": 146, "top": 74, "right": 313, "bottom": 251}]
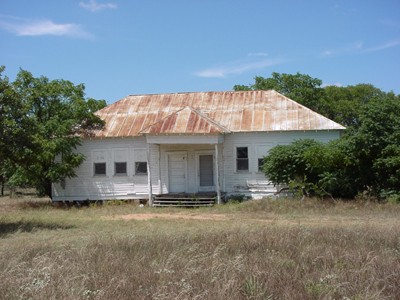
[
  {"left": 322, "top": 50, "right": 333, "bottom": 56},
  {"left": 322, "top": 39, "right": 400, "bottom": 57},
  {"left": 0, "top": 15, "right": 92, "bottom": 38},
  {"left": 194, "top": 58, "right": 284, "bottom": 78},
  {"left": 322, "top": 41, "right": 363, "bottom": 57},
  {"left": 79, "top": 0, "right": 117, "bottom": 12},
  {"left": 363, "top": 40, "right": 400, "bottom": 53},
  {"left": 247, "top": 52, "right": 268, "bottom": 57}
]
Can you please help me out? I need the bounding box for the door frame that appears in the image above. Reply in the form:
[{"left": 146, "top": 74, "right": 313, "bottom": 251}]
[
  {"left": 166, "top": 151, "right": 188, "bottom": 193},
  {"left": 195, "top": 150, "right": 215, "bottom": 192}
]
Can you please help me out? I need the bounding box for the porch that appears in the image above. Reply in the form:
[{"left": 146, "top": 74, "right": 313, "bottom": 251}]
[
  {"left": 153, "top": 192, "right": 224, "bottom": 207},
  {"left": 145, "top": 136, "right": 226, "bottom": 207}
]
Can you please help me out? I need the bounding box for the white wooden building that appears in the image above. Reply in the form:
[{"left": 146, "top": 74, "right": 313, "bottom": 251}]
[{"left": 52, "top": 90, "right": 345, "bottom": 204}]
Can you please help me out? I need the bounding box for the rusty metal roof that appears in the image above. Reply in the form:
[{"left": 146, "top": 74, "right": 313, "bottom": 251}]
[
  {"left": 140, "top": 106, "right": 231, "bottom": 135},
  {"left": 92, "top": 90, "right": 345, "bottom": 138}
]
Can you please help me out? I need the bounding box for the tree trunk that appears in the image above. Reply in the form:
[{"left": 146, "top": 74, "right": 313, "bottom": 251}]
[
  {"left": 38, "top": 179, "right": 53, "bottom": 199},
  {"left": 45, "top": 180, "right": 52, "bottom": 200}
]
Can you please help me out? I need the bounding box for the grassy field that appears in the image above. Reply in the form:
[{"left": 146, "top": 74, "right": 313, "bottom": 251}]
[{"left": 0, "top": 195, "right": 399, "bottom": 300}]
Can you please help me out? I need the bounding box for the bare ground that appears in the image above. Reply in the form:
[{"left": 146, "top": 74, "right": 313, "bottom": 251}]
[{"left": 103, "top": 211, "right": 399, "bottom": 229}]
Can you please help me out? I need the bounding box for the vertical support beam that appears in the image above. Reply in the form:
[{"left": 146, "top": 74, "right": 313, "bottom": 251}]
[
  {"left": 158, "top": 144, "right": 162, "bottom": 194},
  {"left": 146, "top": 142, "right": 153, "bottom": 207},
  {"left": 214, "top": 143, "right": 221, "bottom": 204}
]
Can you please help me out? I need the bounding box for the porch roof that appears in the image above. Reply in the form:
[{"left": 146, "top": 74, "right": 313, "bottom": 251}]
[{"left": 139, "top": 106, "right": 230, "bottom": 135}]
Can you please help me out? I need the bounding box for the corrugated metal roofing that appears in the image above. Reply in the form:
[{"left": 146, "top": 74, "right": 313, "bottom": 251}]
[
  {"left": 92, "top": 90, "right": 345, "bottom": 138},
  {"left": 140, "top": 106, "right": 231, "bottom": 135}
]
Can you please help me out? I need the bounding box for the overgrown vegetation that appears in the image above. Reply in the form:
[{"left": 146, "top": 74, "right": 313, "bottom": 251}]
[
  {"left": 236, "top": 72, "right": 400, "bottom": 200},
  {"left": 2, "top": 67, "right": 399, "bottom": 200},
  {"left": 0, "top": 66, "right": 106, "bottom": 197},
  {"left": 0, "top": 196, "right": 399, "bottom": 299}
]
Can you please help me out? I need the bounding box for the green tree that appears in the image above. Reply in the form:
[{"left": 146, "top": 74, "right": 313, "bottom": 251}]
[
  {"left": 262, "top": 94, "right": 400, "bottom": 199},
  {"left": 234, "top": 72, "right": 325, "bottom": 111},
  {"left": 320, "top": 84, "right": 386, "bottom": 127},
  {"left": 341, "top": 93, "right": 400, "bottom": 196},
  {"left": 1, "top": 67, "right": 106, "bottom": 197},
  {"left": 0, "top": 67, "right": 34, "bottom": 195}
]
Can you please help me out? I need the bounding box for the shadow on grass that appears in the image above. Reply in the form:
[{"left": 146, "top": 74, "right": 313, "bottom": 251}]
[
  {"left": 0, "top": 220, "right": 75, "bottom": 238},
  {"left": 17, "top": 200, "right": 54, "bottom": 210}
]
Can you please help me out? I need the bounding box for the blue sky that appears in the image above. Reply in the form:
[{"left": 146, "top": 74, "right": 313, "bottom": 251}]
[{"left": 1, "top": 0, "right": 399, "bottom": 104}]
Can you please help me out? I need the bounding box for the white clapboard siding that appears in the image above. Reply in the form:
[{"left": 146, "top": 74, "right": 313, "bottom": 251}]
[{"left": 52, "top": 137, "right": 161, "bottom": 201}]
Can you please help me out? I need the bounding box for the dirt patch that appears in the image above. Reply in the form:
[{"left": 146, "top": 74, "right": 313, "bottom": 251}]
[{"left": 104, "top": 213, "right": 229, "bottom": 221}]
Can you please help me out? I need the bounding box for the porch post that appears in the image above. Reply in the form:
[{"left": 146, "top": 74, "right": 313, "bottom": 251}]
[
  {"left": 214, "top": 143, "right": 221, "bottom": 204},
  {"left": 146, "top": 142, "right": 153, "bottom": 207}
]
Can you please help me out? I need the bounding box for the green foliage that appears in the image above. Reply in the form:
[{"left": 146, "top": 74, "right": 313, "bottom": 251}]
[
  {"left": 320, "top": 84, "right": 386, "bottom": 127},
  {"left": 242, "top": 275, "right": 270, "bottom": 299},
  {"left": 237, "top": 72, "right": 400, "bottom": 200},
  {"left": 262, "top": 139, "right": 344, "bottom": 197},
  {"left": 233, "top": 72, "right": 325, "bottom": 110},
  {"left": 342, "top": 94, "right": 400, "bottom": 195},
  {"left": 261, "top": 93, "right": 400, "bottom": 199},
  {"left": 0, "top": 66, "right": 106, "bottom": 197}
]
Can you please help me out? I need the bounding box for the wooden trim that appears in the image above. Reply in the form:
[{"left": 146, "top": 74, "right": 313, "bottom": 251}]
[
  {"left": 146, "top": 143, "right": 153, "bottom": 206},
  {"left": 215, "top": 144, "right": 221, "bottom": 204}
]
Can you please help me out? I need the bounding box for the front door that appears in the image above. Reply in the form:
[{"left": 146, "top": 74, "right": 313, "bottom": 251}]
[
  {"left": 198, "top": 154, "right": 214, "bottom": 191},
  {"left": 167, "top": 152, "right": 187, "bottom": 193}
]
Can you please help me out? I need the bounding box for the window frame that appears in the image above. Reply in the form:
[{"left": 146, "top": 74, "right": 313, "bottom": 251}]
[{"left": 236, "top": 146, "right": 249, "bottom": 172}]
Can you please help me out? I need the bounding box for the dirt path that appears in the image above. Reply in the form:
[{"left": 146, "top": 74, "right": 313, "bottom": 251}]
[{"left": 104, "top": 213, "right": 229, "bottom": 221}]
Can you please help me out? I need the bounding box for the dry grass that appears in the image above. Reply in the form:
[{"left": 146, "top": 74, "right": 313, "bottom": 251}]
[{"left": 0, "top": 195, "right": 399, "bottom": 299}]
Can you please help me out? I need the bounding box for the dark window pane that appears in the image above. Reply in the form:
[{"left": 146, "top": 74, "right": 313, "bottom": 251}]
[
  {"left": 258, "top": 158, "right": 264, "bottom": 171},
  {"left": 135, "top": 162, "right": 148, "bottom": 175},
  {"left": 94, "top": 163, "right": 106, "bottom": 175},
  {"left": 237, "top": 159, "right": 249, "bottom": 171},
  {"left": 115, "top": 162, "right": 127, "bottom": 175},
  {"left": 237, "top": 147, "right": 248, "bottom": 159}
]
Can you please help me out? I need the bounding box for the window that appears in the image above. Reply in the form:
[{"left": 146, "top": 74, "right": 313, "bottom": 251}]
[
  {"left": 135, "top": 162, "right": 147, "bottom": 175},
  {"left": 94, "top": 162, "right": 106, "bottom": 176},
  {"left": 115, "top": 162, "right": 127, "bottom": 175},
  {"left": 236, "top": 147, "right": 249, "bottom": 171},
  {"left": 258, "top": 158, "right": 264, "bottom": 172}
]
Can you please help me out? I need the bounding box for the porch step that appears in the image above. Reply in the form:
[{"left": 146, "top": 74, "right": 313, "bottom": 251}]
[{"left": 153, "top": 193, "right": 217, "bottom": 207}]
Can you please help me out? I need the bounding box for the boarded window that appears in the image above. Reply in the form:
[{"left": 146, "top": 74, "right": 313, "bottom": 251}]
[
  {"left": 115, "top": 162, "right": 127, "bottom": 175},
  {"left": 135, "top": 162, "right": 147, "bottom": 175},
  {"left": 236, "top": 147, "right": 249, "bottom": 171},
  {"left": 94, "top": 162, "right": 106, "bottom": 176}
]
